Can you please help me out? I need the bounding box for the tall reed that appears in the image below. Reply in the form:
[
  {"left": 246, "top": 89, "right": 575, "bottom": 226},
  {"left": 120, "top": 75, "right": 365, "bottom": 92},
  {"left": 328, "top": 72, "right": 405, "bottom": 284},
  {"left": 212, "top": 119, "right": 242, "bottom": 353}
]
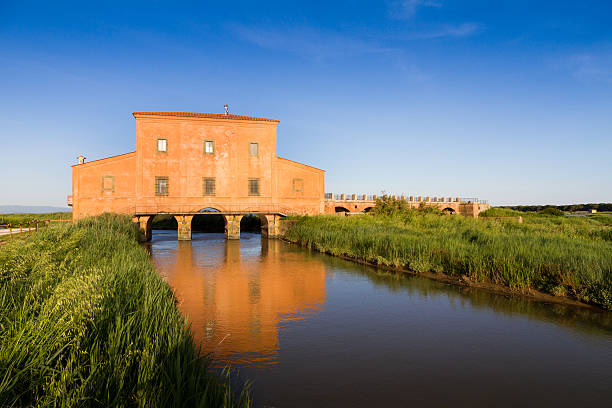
[
  {"left": 0, "top": 213, "right": 250, "bottom": 407},
  {"left": 285, "top": 212, "right": 612, "bottom": 309}
]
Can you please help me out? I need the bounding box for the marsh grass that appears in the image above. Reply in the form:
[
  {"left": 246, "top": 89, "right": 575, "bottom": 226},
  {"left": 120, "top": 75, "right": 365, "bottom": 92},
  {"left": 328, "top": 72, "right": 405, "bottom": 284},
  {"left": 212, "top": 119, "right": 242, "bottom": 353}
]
[
  {"left": 285, "top": 212, "right": 612, "bottom": 309},
  {"left": 0, "top": 214, "right": 250, "bottom": 407},
  {"left": 0, "top": 212, "right": 72, "bottom": 224}
]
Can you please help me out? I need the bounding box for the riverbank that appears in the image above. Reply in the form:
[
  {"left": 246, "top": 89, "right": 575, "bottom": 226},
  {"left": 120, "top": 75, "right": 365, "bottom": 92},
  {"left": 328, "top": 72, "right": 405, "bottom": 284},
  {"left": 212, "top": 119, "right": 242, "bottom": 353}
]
[
  {"left": 283, "top": 213, "right": 612, "bottom": 310},
  {"left": 0, "top": 214, "right": 250, "bottom": 407}
]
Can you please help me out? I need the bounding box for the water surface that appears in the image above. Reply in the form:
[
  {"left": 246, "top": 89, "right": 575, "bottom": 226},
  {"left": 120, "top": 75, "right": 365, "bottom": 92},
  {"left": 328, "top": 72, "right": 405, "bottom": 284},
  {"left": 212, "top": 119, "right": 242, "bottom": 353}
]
[{"left": 149, "top": 231, "right": 612, "bottom": 407}]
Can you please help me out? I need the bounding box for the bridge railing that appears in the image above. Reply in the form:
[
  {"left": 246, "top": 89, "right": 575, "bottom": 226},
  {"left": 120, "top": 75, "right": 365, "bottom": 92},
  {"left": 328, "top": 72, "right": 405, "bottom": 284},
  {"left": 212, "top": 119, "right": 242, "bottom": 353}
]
[{"left": 325, "top": 194, "right": 488, "bottom": 204}]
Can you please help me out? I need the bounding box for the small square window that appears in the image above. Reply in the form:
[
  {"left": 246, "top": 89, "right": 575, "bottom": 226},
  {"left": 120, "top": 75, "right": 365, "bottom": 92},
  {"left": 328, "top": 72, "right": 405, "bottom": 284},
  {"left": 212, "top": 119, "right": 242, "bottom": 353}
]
[
  {"left": 248, "top": 178, "right": 260, "bottom": 196},
  {"left": 204, "top": 140, "right": 215, "bottom": 155},
  {"left": 293, "top": 178, "right": 304, "bottom": 192},
  {"left": 157, "top": 138, "right": 167, "bottom": 152},
  {"left": 203, "top": 177, "right": 215, "bottom": 196},
  {"left": 155, "top": 177, "right": 169, "bottom": 196},
  {"left": 249, "top": 142, "right": 259, "bottom": 157},
  {"left": 101, "top": 175, "right": 115, "bottom": 192}
]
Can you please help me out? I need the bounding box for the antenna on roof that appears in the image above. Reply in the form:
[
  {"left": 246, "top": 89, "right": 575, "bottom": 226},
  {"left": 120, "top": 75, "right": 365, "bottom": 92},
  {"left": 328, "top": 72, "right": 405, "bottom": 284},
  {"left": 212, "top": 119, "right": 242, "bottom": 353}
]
[{"left": 224, "top": 104, "right": 229, "bottom": 115}]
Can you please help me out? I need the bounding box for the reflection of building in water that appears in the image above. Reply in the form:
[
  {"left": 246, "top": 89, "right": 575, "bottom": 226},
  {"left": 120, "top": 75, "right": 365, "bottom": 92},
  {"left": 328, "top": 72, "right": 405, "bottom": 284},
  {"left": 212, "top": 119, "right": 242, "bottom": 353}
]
[{"left": 159, "top": 237, "right": 326, "bottom": 366}]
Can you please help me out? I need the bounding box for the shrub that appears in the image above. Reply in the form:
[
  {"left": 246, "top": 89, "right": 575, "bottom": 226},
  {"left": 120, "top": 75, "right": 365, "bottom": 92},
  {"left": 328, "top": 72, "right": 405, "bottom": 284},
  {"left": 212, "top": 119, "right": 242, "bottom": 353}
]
[{"left": 539, "top": 207, "right": 565, "bottom": 216}]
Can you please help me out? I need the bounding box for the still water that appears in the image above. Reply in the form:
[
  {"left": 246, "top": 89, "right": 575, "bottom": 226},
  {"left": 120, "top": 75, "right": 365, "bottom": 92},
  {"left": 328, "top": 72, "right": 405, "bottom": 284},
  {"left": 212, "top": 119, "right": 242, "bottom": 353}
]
[{"left": 149, "top": 231, "right": 612, "bottom": 407}]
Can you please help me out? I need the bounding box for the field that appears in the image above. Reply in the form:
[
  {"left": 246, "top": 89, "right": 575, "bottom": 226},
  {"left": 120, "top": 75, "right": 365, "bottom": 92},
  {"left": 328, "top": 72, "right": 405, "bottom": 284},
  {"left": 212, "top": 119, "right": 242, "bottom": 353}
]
[
  {"left": 0, "top": 212, "right": 72, "bottom": 224},
  {"left": 0, "top": 214, "right": 250, "bottom": 407},
  {"left": 284, "top": 208, "right": 612, "bottom": 310}
]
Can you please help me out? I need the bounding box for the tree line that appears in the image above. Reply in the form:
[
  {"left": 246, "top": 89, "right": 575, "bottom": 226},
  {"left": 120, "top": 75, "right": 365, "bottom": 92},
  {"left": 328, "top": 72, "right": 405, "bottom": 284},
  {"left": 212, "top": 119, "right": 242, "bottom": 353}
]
[{"left": 501, "top": 203, "right": 612, "bottom": 212}]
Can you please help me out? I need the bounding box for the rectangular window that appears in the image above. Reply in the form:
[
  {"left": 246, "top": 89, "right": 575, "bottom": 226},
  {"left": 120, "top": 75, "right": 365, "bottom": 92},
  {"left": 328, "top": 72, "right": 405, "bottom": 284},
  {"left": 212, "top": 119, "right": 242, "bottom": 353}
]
[
  {"left": 101, "top": 175, "right": 115, "bottom": 192},
  {"left": 248, "top": 178, "right": 260, "bottom": 196},
  {"left": 157, "top": 138, "right": 167, "bottom": 152},
  {"left": 292, "top": 178, "right": 304, "bottom": 192},
  {"left": 249, "top": 142, "right": 259, "bottom": 157},
  {"left": 204, "top": 140, "right": 215, "bottom": 155},
  {"left": 155, "top": 176, "right": 169, "bottom": 196},
  {"left": 203, "top": 177, "right": 216, "bottom": 196}
]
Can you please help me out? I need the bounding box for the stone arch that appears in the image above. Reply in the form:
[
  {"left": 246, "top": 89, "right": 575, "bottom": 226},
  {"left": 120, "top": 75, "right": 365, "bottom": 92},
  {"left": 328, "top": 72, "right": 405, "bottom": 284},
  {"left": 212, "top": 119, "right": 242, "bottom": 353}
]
[
  {"left": 442, "top": 207, "right": 456, "bottom": 215},
  {"left": 198, "top": 207, "right": 222, "bottom": 213},
  {"left": 240, "top": 214, "right": 262, "bottom": 233},
  {"left": 192, "top": 211, "right": 226, "bottom": 233},
  {"left": 362, "top": 206, "right": 374, "bottom": 213},
  {"left": 334, "top": 206, "right": 350, "bottom": 213}
]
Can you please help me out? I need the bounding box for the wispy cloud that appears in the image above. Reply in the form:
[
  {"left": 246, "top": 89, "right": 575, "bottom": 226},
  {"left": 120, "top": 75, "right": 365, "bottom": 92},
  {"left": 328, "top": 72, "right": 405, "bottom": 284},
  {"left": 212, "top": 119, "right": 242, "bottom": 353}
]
[
  {"left": 388, "top": 0, "right": 442, "bottom": 20},
  {"left": 566, "top": 53, "right": 612, "bottom": 84},
  {"left": 414, "top": 22, "right": 481, "bottom": 39},
  {"left": 229, "top": 25, "right": 398, "bottom": 61}
]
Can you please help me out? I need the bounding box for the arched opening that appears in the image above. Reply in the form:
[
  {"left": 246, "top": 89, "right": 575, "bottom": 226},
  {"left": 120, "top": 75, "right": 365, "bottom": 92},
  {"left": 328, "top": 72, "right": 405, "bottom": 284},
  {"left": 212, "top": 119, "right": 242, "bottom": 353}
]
[
  {"left": 442, "top": 207, "right": 456, "bottom": 215},
  {"left": 192, "top": 213, "right": 226, "bottom": 233},
  {"left": 334, "top": 206, "right": 350, "bottom": 213},
  {"left": 240, "top": 214, "right": 262, "bottom": 233},
  {"left": 198, "top": 207, "right": 221, "bottom": 213},
  {"left": 151, "top": 214, "right": 178, "bottom": 231},
  {"left": 362, "top": 207, "right": 374, "bottom": 213}
]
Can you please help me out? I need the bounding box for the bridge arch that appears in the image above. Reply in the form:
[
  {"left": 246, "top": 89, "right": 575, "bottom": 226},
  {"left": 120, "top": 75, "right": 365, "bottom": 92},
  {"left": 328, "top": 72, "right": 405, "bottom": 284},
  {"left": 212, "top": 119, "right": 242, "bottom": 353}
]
[
  {"left": 442, "top": 207, "right": 456, "bottom": 214},
  {"left": 334, "top": 206, "right": 350, "bottom": 213},
  {"left": 198, "top": 207, "right": 222, "bottom": 213},
  {"left": 362, "top": 206, "right": 374, "bottom": 213}
]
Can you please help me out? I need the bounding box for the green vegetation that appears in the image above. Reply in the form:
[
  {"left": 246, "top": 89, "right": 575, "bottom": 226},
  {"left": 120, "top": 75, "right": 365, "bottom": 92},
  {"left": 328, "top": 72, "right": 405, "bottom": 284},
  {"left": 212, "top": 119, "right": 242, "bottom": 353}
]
[
  {"left": 538, "top": 207, "right": 565, "bottom": 216},
  {"left": 285, "top": 207, "right": 612, "bottom": 310},
  {"left": 0, "top": 212, "right": 72, "bottom": 224},
  {"left": 0, "top": 214, "right": 250, "bottom": 407},
  {"left": 503, "top": 203, "right": 612, "bottom": 213},
  {"left": 479, "top": 207, "right": 524, "bottom": 217}
]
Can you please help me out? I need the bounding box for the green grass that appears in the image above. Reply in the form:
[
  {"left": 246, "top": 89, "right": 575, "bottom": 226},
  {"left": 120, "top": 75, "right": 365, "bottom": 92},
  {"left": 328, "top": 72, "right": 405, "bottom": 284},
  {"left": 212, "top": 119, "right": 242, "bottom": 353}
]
[
  {"left": 284, "top": 212, "right": 612, "bottom": 310},
  {"left": 479, "top": 208, "right": 524, "bottom": 217},
  {"left": 0, "top": 212, "right": 72, "bottom": 225},
  {"left": 0, "top": 214, "right": 250, "bottom": 407}
]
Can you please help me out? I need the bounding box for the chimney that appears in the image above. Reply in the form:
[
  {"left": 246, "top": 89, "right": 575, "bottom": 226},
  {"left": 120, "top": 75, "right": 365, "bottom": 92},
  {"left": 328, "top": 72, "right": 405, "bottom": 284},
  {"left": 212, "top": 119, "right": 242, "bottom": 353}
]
[{"left": 77, "top": 155, "right": 86, "bottom": 164}]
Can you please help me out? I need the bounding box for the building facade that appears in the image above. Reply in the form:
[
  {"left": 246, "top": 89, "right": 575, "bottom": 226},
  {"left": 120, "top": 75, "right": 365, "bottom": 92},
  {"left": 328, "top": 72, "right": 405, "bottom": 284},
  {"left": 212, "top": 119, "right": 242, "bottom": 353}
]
[
  {"left": 71, "top": 111, "right": 488, "bottom": 240},
  {"left": 71, "top": 112, "right": 325, "bottom": 239}
]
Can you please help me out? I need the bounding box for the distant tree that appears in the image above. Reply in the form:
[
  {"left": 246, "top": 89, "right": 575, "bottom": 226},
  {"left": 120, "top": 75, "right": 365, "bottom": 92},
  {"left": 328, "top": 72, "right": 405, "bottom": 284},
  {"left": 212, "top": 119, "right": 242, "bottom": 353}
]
[{"left": 538, "top": 207, "right": 565, "bottom": 216}]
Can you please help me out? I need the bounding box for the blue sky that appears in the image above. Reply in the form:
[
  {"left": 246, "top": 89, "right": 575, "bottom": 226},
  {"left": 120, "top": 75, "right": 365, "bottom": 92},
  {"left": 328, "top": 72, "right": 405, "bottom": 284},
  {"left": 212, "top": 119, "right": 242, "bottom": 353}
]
[{"left": 1, "top": 0, "right": 611, "bottom": 206}]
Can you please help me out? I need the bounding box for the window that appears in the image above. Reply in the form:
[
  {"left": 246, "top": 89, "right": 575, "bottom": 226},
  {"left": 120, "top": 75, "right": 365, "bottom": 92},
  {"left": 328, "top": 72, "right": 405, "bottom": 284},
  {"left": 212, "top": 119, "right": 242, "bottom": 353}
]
[
  {"left": 203, "top": 177, "right": 215, "bottom": 196},
  {"left": 248, "top": 178, "right": 260, "bottom": 196},
  {"left": 204, "top": 140, "right": 214, "bottom": 155},
  {"left": 157, "top": 138, "right": 167, "bottom": 152},
  {"left": 292, "top": 178, "right": 304, "bottom": 192},
  {"left": 249, "top": 142, "right": 259, "bottom": 157},
  {"left": 101, "top": 175, "right": 115, "bottom": 193},
  {"left": 155, "top": 177, "right": 169, "bottom": 196}
]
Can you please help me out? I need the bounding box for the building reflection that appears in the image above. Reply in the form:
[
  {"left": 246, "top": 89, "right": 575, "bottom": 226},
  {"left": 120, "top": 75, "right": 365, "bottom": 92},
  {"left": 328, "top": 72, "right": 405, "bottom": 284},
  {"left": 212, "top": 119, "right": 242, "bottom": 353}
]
[{"left": 154, "top": 235, "right": 326, "bottom": 367}]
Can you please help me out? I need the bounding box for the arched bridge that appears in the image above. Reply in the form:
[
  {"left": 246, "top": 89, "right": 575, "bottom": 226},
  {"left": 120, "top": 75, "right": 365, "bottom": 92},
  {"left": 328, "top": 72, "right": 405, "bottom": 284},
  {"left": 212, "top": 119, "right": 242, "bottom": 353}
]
[{"left": 324, "top": 193, "right": 489, "bottom": 217}]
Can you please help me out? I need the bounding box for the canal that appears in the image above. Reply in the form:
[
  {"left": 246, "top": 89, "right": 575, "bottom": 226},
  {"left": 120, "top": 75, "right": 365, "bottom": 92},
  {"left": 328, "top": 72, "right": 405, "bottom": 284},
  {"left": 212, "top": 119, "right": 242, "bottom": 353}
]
[{"left": 148, "top": 231, "right": 612, "bottom": 407}]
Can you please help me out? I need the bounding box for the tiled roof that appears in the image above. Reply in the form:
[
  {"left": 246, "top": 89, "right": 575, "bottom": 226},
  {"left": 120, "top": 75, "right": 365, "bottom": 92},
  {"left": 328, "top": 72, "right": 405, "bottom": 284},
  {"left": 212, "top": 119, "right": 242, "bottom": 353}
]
[{"left": 132, "top": 112, "right": 279, "bottom": 123}]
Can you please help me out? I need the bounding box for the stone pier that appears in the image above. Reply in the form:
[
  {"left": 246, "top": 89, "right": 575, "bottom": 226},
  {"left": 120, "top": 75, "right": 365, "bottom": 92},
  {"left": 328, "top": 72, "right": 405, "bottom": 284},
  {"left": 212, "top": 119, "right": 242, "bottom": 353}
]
[
  {"left": 224, "top": 215, "right": 243, "bottom": 239},
  {"left": 133, "top": 215, "right": 152, "bottom": 242},
  {"left": 175, "top": 215, "right": 194, "bottom": 241},
  {"left": 262, "top": 214, "right": 281, "bottom": 238}
]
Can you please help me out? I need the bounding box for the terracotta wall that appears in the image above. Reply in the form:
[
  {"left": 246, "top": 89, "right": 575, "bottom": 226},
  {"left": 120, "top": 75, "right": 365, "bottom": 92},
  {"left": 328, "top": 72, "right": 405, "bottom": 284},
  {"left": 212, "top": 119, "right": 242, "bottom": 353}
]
[
  {"left": 72, "top": 113, "right": 326, "bottom": 218},
  {"left": 72, "top": 152, "right": 136, "bottom": 219},
  {"left": 274, "top": 157, "right": 325, "bottom": 215}
]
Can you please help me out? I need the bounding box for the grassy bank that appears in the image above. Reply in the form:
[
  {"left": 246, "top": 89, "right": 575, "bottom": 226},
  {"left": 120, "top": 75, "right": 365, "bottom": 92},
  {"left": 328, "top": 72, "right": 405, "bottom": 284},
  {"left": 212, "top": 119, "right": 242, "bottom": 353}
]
[
  {"left": 0, "top": 212, "right": 72, "bottom": 224},
  {"left": 0, "top": 214, "right": 250, "bottom": 407},
  {"left": 284, "top": 211, "right": 612, "bottom": 310}
]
